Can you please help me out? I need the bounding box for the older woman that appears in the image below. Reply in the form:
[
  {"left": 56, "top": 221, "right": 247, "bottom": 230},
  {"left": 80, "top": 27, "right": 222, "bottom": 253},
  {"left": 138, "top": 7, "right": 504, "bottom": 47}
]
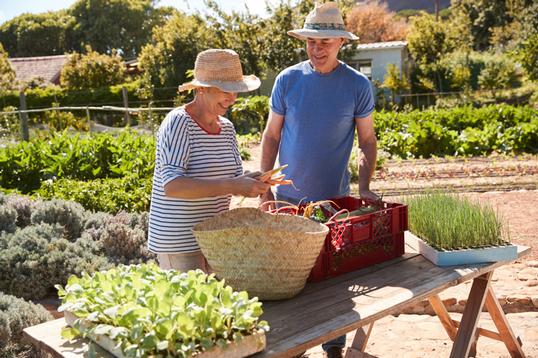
[{"left": 148, "top": 49, "right": 269, "bottom": 272}]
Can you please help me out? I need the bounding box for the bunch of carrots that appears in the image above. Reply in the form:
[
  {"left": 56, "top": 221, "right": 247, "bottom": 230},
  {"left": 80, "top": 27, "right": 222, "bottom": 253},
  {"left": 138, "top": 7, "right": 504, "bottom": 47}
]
[{"left": 255, "top": 164, "right": 293, "bottom": 186}]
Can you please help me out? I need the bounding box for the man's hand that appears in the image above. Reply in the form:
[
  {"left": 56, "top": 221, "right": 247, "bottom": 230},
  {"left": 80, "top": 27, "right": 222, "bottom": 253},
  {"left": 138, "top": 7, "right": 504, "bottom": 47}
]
[
  {"left": 259, "top": 190, "right": 276, "bottom": 211},
  {"left": 359, "top": 189, "right": 381, "bottom": 203}
]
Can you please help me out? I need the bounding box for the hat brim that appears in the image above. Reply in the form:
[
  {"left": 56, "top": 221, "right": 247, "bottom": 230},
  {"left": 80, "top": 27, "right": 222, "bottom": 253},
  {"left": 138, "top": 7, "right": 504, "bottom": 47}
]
[
  {"left": 178, "top": 75, "right": 261, "bottom": 93},
  {"left": 287, "top": 29, "right": 359, "bottom": 41}
]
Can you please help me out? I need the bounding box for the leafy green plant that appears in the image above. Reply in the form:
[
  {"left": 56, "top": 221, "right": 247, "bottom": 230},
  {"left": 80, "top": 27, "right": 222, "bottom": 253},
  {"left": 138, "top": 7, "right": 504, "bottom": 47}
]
[
  {"left": 404, "top": 192, "right": 508, "bottom": 251},
  {"left": 36, "top": 175, "right": 152, "bottom": 213},
  {"left": 0, "top": 130, "right": 155, "bottom": 193},
  {"left": 42, "top": 103, "right": 88, "bottom": 131},
  {"left": 229, "top": 96, "right": 269, "bottom": 135},
  {"left": 57, "top": 264, "right": 269, "bottom": 357},
  {"left": 0, "top": 106, "right": 19, "bottom": 138}
]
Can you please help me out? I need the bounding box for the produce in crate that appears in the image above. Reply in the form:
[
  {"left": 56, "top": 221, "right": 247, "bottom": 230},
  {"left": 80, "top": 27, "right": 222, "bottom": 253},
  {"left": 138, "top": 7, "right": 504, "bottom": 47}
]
[
  {"left": 272, "top": 197, "right": 408, "bottom": 282},
  {"left": 56, "top": 263, "right": 269, "bottom": 357}
]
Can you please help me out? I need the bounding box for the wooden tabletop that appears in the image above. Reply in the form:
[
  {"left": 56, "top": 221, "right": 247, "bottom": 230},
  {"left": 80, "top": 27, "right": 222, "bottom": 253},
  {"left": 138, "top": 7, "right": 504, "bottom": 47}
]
[{"left": 24, "top": 232, "right": 530, "bottom": 358}]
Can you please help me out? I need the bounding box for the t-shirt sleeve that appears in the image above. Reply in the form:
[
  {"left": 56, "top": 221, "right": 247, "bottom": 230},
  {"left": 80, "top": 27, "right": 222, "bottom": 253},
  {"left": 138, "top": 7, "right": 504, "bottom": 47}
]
[
  {"left": 354, "top": 76, "right": 375, "bottom": 119},
  {"left": 269, "top": 73, "right": 286, "bottom": 116},
  {"left": 157, "top": 114, "right": 190, "bottom": 187}
]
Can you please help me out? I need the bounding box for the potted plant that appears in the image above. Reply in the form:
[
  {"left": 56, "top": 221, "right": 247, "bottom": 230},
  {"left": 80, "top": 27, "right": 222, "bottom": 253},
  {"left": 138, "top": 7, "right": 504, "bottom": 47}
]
[
  {"left": 56, "top": 263, "right": 269, "bottom": 357},
  {"left": 403, "top": 193, "right": 517, "bottom": 266}
]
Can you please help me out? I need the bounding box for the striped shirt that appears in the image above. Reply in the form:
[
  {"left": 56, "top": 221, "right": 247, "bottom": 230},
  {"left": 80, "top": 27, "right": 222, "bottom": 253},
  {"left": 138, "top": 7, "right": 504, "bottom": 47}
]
[{"left": 148, "top": 107, "right": 243, "bottom": 253}]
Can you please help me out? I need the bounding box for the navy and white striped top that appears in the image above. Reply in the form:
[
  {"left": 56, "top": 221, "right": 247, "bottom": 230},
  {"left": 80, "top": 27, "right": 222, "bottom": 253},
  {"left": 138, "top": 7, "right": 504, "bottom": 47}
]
[{"left": 148, "top": 107, "right": 243, "bottom": 253}]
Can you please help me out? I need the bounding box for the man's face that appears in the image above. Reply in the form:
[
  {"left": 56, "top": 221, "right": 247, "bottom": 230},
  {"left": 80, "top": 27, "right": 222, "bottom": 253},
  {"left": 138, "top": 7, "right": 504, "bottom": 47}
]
[{"left": 306, "top": 37, "right": 344, "bottom": 73}]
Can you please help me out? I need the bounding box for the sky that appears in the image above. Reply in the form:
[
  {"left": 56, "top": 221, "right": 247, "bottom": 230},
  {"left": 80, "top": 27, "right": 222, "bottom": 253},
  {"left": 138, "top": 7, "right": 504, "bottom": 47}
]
[{"left": 0, "top": 0, "right": 278, "bottom": 24}]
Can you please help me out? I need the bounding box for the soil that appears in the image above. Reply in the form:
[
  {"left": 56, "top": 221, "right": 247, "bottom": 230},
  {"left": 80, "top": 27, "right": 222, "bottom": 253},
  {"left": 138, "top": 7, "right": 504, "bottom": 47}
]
[{"left": 236, "top": 144, "right": 538, "bottom": 260}]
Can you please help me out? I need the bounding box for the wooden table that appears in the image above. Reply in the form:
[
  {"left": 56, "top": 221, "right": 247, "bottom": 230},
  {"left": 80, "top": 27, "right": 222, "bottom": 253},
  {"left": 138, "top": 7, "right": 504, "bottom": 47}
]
[{"left": 24, "top": 232, "right": 530, "bottom": 358}]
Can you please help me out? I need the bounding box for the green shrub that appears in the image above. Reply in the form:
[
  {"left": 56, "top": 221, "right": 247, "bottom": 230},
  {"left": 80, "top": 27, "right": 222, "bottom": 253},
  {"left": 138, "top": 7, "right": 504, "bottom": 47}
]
[
  {"left": 78, "top": 210, "right": 153, "bottom": 264},
  {"left": 0, "top": 106, "right": 19, "bottom": 139},
  {"left": 36, "top": 175, "right": 153, "bottom": 213},
  {"left": 229, "top": 95, "right": 269, "bottom": 134},
  {"left": 5, "top": 195, "right": 36, "bottom": 228},
  {"left": 60, "top": 47, "right": 125, "bottom": 90},
  {"left": 0, "top": 292, "right": 52, "bottom": 353},
  {"left": 30, "top": 199, "right": 86, "bottom": 241},
  {"left": 0, "top": 204, "right": 17, "bottom": 233},
  {"left": 0, "top": 130, "right": 155, "bottom": 193},
  {"left": 375, "top": 104, "right": 538, "bottom": 158},
  {"left": 0, "top": 223, "right": 109, "bottom": 300},
  {"left": 41, "top": 103, "right": 88, "bottom": 131}
]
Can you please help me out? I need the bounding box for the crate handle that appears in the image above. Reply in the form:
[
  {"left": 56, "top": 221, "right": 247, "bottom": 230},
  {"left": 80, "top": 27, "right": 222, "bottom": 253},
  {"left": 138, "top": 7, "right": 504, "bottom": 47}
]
[{"left": 327, "top": 209, "right": 350, "bottom": 223}]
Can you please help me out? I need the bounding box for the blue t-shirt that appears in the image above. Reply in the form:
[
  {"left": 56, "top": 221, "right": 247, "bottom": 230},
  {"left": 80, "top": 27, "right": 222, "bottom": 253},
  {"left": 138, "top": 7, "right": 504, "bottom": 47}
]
[{"left": 270, "top": 60, "right": 374, "bottom": 202}]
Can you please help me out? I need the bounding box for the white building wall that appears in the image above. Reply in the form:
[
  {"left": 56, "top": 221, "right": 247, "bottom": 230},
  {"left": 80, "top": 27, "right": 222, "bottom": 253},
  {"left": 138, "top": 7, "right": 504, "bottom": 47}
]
[{"left": 350, "top": 48, "right": 406, "bottom": 84}]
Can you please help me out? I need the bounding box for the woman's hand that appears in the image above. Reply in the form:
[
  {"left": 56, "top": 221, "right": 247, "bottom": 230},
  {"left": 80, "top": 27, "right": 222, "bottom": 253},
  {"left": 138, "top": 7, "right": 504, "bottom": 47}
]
[
  {"left": 259, "top": 189, "right": 276, "bottom": 211},
  {"left": 232, "top": 174, "right": 270, "bottom": 197}
]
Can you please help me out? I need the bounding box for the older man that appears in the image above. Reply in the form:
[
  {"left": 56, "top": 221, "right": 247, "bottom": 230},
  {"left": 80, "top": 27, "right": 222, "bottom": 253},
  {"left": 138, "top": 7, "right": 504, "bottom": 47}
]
[{"left": 259, "top": 2, "right": 379, "bottom": 357}]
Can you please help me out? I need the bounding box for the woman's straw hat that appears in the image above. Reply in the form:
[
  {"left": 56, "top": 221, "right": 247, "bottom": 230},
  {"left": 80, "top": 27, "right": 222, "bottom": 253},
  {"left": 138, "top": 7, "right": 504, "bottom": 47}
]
[
  {"left": 178, "top": 49, "right": 260, "bottom": 93},
  {"left": 288, "top": 2, "right": 359, "bottom": 41}
]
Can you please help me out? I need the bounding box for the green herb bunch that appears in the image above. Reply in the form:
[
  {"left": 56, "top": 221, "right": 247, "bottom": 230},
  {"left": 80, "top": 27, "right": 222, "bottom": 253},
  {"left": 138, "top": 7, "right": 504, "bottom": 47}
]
[
  {"left": 56, "top": 264, "right": 269, "bottom": 357},
  {"left": 405, "top": 193, "right": 508, "bottom": 251}
]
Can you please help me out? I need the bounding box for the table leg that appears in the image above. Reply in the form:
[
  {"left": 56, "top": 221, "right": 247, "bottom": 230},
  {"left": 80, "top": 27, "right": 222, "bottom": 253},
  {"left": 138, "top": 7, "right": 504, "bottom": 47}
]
[
  {"left": 485, "top": 286, "right": 526, "bottom": 357},
  {"left": 429, "top": 294, "right": 458, "bottom": 341},
  {"left": 344, "top": 323, "right": 375, "bottom": 358},
  {"left": 449, "top": 272, "right": 492, "bottom": 358}
]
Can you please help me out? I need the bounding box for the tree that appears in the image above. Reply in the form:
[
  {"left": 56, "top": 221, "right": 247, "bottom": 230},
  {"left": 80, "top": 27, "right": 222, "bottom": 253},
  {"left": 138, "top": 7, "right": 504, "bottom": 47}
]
[
  {"left": 406, "top": 13, "right": 455, "bottom": 92},
  {"left": 0, "top": 44, "right": 17, "bottom": 92},
  {"left": 204, "top": 0, "right": 267, "bottom": 79},
  {"left": 449, "top": 0, "right": 510, "bottom": 51},
  {"left": 0, "top": 11, "right": 79, "bottom": 57},
  {"left": 60, "top": 47, "right": 125, "bottom": 89},
  {"left": 514, "top": 33, "right": 538, "bottom": 81},
  {"left": 346, "top": 1, "right": 408, "bottom": 43},
  {"left": 70, "top": 0, "right": 172, "bottom": 58},
  {"left": 138, "top": 11, "right": 215, "bottom": 88},
  {"left": 478, "top": 57, "right": 519, "bottom": 98},
  {"left": 383, "top": 64, "right": 409, "bottom": 105},
  {"left": 260, "top": 0, "right": 357, "bottom": 74},
  {"left": 261, "top": 1, "right": 306, "bottom": 73}
]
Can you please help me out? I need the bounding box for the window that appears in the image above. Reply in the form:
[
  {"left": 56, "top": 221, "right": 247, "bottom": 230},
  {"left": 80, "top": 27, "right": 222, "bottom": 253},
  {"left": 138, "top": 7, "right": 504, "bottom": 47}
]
[{"left": 351, "top": 60, "right": 372, "bottom": 80}]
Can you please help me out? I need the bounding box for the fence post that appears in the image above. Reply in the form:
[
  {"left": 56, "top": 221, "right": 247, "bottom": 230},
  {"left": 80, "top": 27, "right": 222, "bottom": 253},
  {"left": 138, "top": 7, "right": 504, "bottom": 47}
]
[
  {"left": 86, "top": 106, "right": 91, "bottom": 129},
  {"left": 122, "top": 87, "right": 131, "bottom": 126},
  {"left": 18, "top": 90, "right": 29, "bottom": 141}
]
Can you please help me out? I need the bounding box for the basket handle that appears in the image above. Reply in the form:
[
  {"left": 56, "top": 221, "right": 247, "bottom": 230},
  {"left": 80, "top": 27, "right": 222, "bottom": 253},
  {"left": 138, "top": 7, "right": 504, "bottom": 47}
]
[{"left": 259, "top": 200, "right": 298, "bottom": 213}]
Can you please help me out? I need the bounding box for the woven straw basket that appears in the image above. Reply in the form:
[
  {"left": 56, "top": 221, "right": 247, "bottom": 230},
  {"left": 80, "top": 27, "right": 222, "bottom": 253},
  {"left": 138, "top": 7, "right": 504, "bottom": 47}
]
[{"left": 193, "top": 208, "right": 329, "bottom": 300}]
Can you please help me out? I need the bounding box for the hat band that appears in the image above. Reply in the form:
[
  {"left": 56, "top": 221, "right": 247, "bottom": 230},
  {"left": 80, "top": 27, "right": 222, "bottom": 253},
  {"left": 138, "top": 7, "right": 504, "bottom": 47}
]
[{"left": 304, "top": 22, "right": 345, "bottom": 31}]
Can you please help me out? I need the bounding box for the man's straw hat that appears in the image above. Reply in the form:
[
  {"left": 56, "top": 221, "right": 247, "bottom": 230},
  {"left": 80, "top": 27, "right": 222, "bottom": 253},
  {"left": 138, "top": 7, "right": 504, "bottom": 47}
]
[
  {"left": 288, "top": 2, "right": 359, "bottom": 41},
  {"left": 178, "top": 49, "right": 260, "bottom": 93}
]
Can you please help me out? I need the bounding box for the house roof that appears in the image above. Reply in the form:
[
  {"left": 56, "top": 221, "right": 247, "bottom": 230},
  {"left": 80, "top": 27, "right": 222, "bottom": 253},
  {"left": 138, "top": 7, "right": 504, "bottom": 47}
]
[
  {"left": 8, "top": 54, "right": 69, "bottom": 85},
  {"left": 356, "top": 41, "right": 407, "bottom": 50}
]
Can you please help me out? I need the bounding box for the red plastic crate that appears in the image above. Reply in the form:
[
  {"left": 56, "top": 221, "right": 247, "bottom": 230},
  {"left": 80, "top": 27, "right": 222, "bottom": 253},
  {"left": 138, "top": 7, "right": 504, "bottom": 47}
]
[{"left": 272, "top": 196, "right": 408, "bottom": 282}]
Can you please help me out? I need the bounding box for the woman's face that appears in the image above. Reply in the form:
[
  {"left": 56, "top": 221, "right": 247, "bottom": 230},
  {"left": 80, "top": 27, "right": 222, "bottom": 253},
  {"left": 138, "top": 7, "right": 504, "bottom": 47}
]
[
  {"left": 202, "top": 87, "right": 238, "bottom": 116},
  {"left": 306, "top": 37, "right": 344, "bottom": 73}
]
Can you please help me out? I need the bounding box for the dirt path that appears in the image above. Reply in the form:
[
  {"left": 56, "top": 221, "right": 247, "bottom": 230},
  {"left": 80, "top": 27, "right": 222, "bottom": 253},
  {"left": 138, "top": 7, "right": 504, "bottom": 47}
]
[{"left": 236, "top": 144, "right": 538, "bottom": 260}]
